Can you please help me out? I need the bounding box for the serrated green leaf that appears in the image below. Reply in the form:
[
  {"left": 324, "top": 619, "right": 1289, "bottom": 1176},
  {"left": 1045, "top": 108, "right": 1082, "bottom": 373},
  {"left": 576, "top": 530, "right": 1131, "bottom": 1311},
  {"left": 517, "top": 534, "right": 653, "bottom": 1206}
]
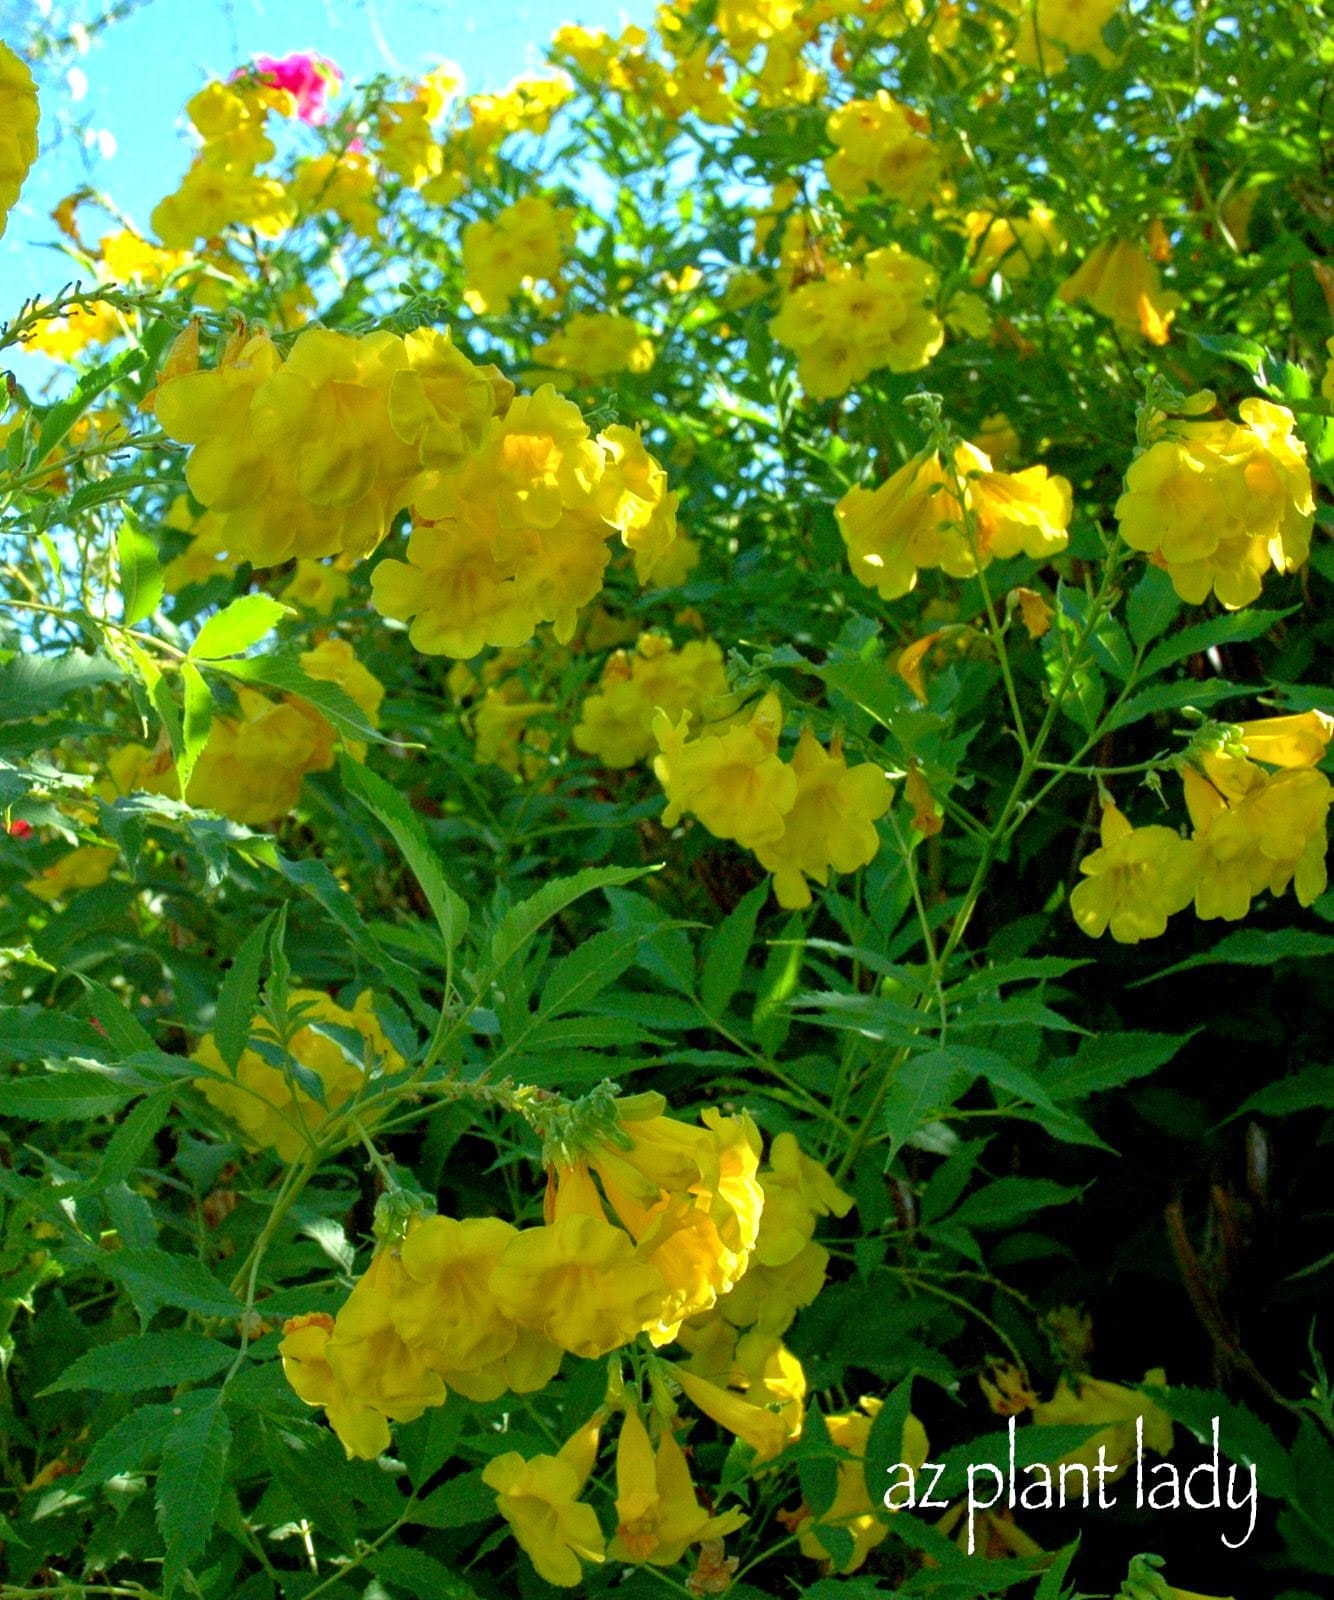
[
  {"left": 1102, "top": 677, "right": 1254, "bottom": 733},
  {"left": 224, "top": 651, "right": 394, "bottom": 746},
  {"left": 948, "top": 1176, "right": 1081, "bottom": 1230},
  {"left": 213, "top": 912, "right": 275, "bottom": 1070},
  {"left": 178, "top": 660, "right": 212, "bottom": 792},
  {"left": 76, "top": 1395, "right": 213, "bottom": 1487},
  {"left": 407, "top": 1467, "right": 496, "bottom": 1528},
  {"left": 117, "top": 514, "right": 163, "bottom": 626},
  {"left": 102, "top": 1248, "right": 239, "bottom": 1322},
  {"left": 0, "top": 1068, "right": 143, "bottom": 1120},
  {"left": 340, "top": 755, "right": 468, "bottom": 954},
  {"left": 189, "top": 594, "right": 288, "bottom": 660},
  {"left": 933, "top": 1421, "right": 1105, "bottom": 1500},
  {"left": 157, "top": 1396, "right": 230, "bottom": 1597},
  {"left": 34, "top": 347, "right": 143, "bottom": 463},
  {"left": 1135, "top": 926, "right": 1334, "bottom": 985},
  {"left": 1141, "top": 609, "right": 1292, "bottom": 679},
  {"left": 0, "top": 649, "right": 123, "bottom": 723},
  {"left": 701, "top": 880, "right": 768, "bottom": 1017},
  {"left": 1125, "top": 566, "right": 1182, "bottom": 651},
  {"left": 45, "top": 1331, "right": 234, "bottom": 1394},
  {"left": 1046, "top": 1030, "right": 1193, "bottom": 1098},
  {"left": 1143, "top": 1384, "right": 1295, "bottom": 1501},
  {"left": 538, "top": 927, "right": 641, "bottom": 1022},
  {"left": 488, "top": 864, "right": 654, "bottom": 972},
  {"left": 372, "top": 1547, "right": 481, "bottom": 1598}
]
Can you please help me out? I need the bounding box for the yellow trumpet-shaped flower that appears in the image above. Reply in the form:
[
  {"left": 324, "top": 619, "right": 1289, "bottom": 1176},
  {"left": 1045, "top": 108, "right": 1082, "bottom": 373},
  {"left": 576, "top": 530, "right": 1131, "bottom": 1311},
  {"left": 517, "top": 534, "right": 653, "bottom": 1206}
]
[
  {"left": 653, "top": 691, "right": 797, "bottom": 850},
  {"left": 610, "top": 1408, "right": 747, "bottom": 1566},
  {"left": 483, "top": 1447, "right": 606, "bottom": 1587},
  {"left": 1069, "top": 802, "right": 1198, "bottom": 943},
  {"left": 673, "top": 1365, "right": 794, "bottom": 1462},
  {"left": 1058, "top": 240, "right": 1179, "bottom": 344}
]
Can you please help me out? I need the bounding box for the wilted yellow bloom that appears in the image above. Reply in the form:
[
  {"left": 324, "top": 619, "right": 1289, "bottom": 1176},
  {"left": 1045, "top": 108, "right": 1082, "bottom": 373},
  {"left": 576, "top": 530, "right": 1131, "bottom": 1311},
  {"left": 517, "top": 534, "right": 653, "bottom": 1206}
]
[
  {"left": 1058, "top": 240, "right": 1179, "bottom": 344},
  {"left": 610, "top": 1409, "right": 747, "bottom": 1565},
  {"left": 1032, "top": 1369, "right": 1173, "bottom": 1481},
  {"left": 1070, "top": 801, "right": 1198, "bottom": 943},
  {"left": 192, "top": 988, "right": 399, "bottom": 1161}
]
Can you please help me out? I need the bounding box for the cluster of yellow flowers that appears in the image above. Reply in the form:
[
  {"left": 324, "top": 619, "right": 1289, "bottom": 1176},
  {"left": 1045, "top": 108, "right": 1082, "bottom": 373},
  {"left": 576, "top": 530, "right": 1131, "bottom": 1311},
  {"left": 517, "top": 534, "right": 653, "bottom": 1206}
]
[
  {"left": 574, "top": 633, "right": 730, "bottom": 768},
  {"left": 372, "top": 394, "right": 679, "bottom": 655},
  {"left": 1116, "top": 391, "right": 1314, "bottom": 608},
  {"left": 0, "top": 40, "right": 38, "bottom": 240},
  {"left": 652, "top": 691, "right": 894, "bottom": 907},
  {"left": 1071, "top": 712, "right": 1333, "bottom": 943},
  {"left": 151, "top": 321, "right": 513, "bottom": 566},
  {"left": 271, "top": 1085, "right": 921, "bottom": 1586},
  {"left": 824, "top": 90, "right": 942, "bottom": 208},
  {"left": 533, "top": 311, "right": 656, "bottom": 378},
  {"left": 192, "top": 989, "right": 399, "bottom": 1161},
  {"left": 152, "top": 78, "right": 295, "bottom": 247},
  {"left": 110, "top": 638, "right": 384, "bottom": 826},
  {"left": 462, "top": 194, "right": 574, "bottom": 314},
  {"left": 770, "top": 245, "right": 944, "bottom": 397},
  {"left": 837, "top": 440, "right": 1072, "bottom": 600},
  {"left": 965, "top": 204, "right": 1062, "bottom": 283}
]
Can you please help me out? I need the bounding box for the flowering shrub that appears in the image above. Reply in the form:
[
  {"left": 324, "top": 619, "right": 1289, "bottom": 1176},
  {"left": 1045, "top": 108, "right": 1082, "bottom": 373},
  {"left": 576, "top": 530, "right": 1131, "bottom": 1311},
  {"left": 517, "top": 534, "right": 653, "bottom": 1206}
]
[{"left": 1, "top": 3, "right": 1333, "bottom": 1599}]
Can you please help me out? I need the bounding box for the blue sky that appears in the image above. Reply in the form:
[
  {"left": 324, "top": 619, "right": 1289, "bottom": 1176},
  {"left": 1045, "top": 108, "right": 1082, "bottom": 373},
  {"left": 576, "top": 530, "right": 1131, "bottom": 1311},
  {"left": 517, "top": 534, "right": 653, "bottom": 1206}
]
[{"left": 2, "top": 0, "right": 653, "bottom": 313}]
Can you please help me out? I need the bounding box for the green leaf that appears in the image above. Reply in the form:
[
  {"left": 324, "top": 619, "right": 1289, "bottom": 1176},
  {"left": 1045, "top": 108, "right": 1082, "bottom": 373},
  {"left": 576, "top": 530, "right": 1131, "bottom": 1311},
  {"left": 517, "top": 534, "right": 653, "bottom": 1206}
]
[
  {"left": 1125, "top": 565, "right": 1182, "bottom": 650},
  {"left": 407, "top": 1467, "right": 496, "bottom": 1529},
  {"left": 0, "top": 1068, "right": 143, "bottom": 1120},
  {"left": 34, "top": 347, "right": 143, "bottom": 463},
  {"left": 77, "top": 1395, "right": 213, "bottom": 1487},
  {"left": 371, "top": 1548, "right": 481, "bottom": 1599},
  {"left": 213, "top": 912, "right": 276, "bottom": 1070},
  {"left": 701, "top": 881, "right": 769, "bottom": 1016},
  {"left": 1134, "top": 926, "right": 1334, "bottom": 985},
  {"left": 488, "top": 864, "right": 654, "bottom": 972},
  {"left": 1141, "top": 609, "right": 1292, "bottom": 679},
  {"left": 81, "top": 1091, "right": 173, "bottom": 1192},
  {"left": 0, "top": 1007, "right": 111, "bottom": 1063},
  {"left": 948, "top": 1177, "right": 1081, "bottom": 1231},
  {"left": 189, "top": 594, "right": 289, "bottom": 660},
  {"left": 933, "top": 1422, "right": 1105, "bottom": 1500},
  {"left": 862, "top": 1375, "right": 914, "bottom": 1513},
  {"left": 1188, "top": 331, "right": 1267, "bottom": 376},
  {"left": 797, "top": 1404, "right": 840, "bottom": 1519},
  {"left": 538, "top": 927, "right": 641, "bottom": 1020},
  {"left": 117, "top": 514, "right": 164, "bottom": 626},
  {"left": 178, "top": 660, "right": 212, "bottom": 792},
  {"left": 263, "top": 1424, "right": 360, "bottom": 1550},
  {"left": 224, "top": 650, "right": 393, "bottom": 746},
  {"left": 340, "top": 755, "right": 468, "bottom": 954},
  {"left": 102, "top": 1249, "right": 239, "bottom": 1322},
  {"left": 0, "top": 649, "right": 123, "bottom": 723},
  {"left": 882, "top": 1051, "right": 973, "bottom": 1158},
  {"left": 1143, "top": 1384, "right": 1295, "bottom": 1501},
  {"left": 1045, "top": 1030, "right": 1192, "bottom": 1098},
  {"left": 45, "top": 1331, "right": 234, "bottom": 1394},
  {"left": 1223, "top": 1065, "right": 1334, "bottom": 1122},
  {"left": 1102, "top": 678, "right": 1254, "bottom": 733},
  {"left": 157, "top": 1395, "right": 230, "bottom": 1597}
]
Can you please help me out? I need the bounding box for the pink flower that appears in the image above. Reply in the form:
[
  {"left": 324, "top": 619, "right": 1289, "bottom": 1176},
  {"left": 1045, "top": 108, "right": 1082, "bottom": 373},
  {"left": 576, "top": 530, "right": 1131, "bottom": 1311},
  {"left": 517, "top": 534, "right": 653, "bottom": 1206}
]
[{"left": 244, "top": 52, "right": 342, "bottom": 125}]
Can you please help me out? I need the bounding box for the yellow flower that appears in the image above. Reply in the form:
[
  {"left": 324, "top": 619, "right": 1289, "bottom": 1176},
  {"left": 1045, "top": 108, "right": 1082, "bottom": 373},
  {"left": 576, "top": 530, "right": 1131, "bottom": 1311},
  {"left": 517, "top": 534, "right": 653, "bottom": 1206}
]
[
  {"left": 293, "top": 637, "right": 386, "bottom": 767},
  {"left": 535, "top": 312, "right": 656, "bottom": 377},
  {"left": 753, "top": 730, "right": 893, "bottom": 908},
  {"left": 824, "top": 91, "right": 942, "bottom": 209},
  {"left": 673, "top": 1364, "right": 794, "bottom": 1461},
  {"left": 610, "top": 1408, "right": 747, "bottom": 1565},
  {"left": 1032, "top": 1369, "right": 1173, "bottom": 1482},
  {"left": 391, "top": 1214, "right": 521, "bottom": 1377},
  {"left": 965, "top": 206, "right": 1061, "bottom": 283},
  {"left": 1010, "top": 0, "right": 1123, "bottom": 70},
  {"left": 483, "top": 1435, "right": 606, "bottom": 1588},
  {"left": 462, "top": 194, "right": 573, "bottom": 314},
  {"left": 490, "top": 1212, "right": 668, "bottom": 1358},
  {"left": 281, "top": 559, "right": 350, "bottom": 615},
  {"left": 23, "top": 844, "right": 118, "bottom": 903},
  {"left": 0, "top": 41, "right": 39, "bottom": 240},
  {"left": 596, "top": 424, "right": 680, "bottom": 582},
  {"left": 1235, "top": 710, "right": 1334, "bottom": 769},
  {"left": 192, "top": 989, "right": 399, "bottom": 1162},
  {"left": 574, "top": 634, "right": 729, "bottom": 769},
  {"left": 653, "top": 691, "right": 798, "bottom": 850},
  {"left": 1058, "top": 240, "right": 1179, "bottom": 344},
  {"left": 1069, "top": 802, "right": 1198, "bottom": 943},
  {"left": 798, "top": 1400, "right": 929, "bottom": 1572}
]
